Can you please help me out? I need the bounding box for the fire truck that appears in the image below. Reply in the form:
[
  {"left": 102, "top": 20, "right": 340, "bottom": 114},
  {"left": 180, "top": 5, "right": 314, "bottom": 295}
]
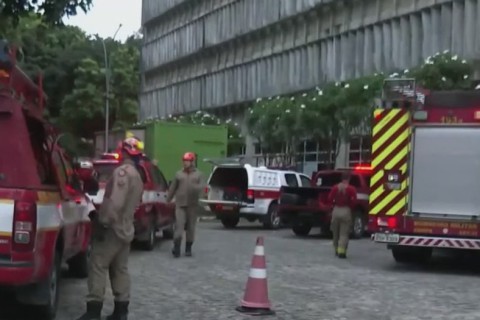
[{"left": 369, "top": 78, "right": 480, "bottom": 263}]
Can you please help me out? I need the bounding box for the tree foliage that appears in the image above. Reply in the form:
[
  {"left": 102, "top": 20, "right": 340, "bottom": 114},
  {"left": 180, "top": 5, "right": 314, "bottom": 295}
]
[{"left": 247, "top": 51, "right": 475, "bottom": 167}]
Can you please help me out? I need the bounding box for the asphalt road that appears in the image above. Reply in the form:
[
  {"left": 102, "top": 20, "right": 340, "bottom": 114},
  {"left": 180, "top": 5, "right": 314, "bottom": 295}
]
[{"left": 2, "top": 221, "right": 480, "bottom": 320}]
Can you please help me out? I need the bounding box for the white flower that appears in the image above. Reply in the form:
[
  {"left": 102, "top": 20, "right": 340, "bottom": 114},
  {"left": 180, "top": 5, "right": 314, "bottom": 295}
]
[
  {"left": 312, "top": 97, "right": 317, "bottom": 101},
  {"left": 196, "top": 110, "right": 202, "bottom": 114},
  {"left": 290, "top": 96, "right": 295, "bottom": 101},
  {"left": 276, "top": 116, "right": 280, "bottom": 120},
  {"left": 363, "top": 85, "right": 369, "bottom": 90},
  {"left": 335, "top": 82, "right": 340, "bottom": 86},
  {"left": 389, "top": 72, "right": 399, "bottom": 78},
  {"left": 249, "top": 109, "right": 253, "bottom": 114},
  {"left": 229, "top": 135, "right": 233, "bottom": 138},
  {"left": 443, "top": 49, "right": 449, "bottom": 54},
  {"left": 475, "top": 84, "right": 480, "bottom": 90},
  {"left": 300, "top": 104, "right": 306, "bottom": 109},
  {"left": 344, "top": 83, "right": 350, "bottom": 88},
  {"left": 276, "top": 96, "right": 280, "bottom": 100},
  {"left": 256, "top": 98, "right": 262, "bottom": 103},
  {"left": 168, "top": 114, "right": 172, "bottom": 118},
  {"left": 315, "top": 86, "right": 320, "bottom": 91},
  {"left": 434, "top": 52, "right": 440, "bottom": 56},
  {"left": 318, "top": 90, "right": 323, "bottom": 96},
  {"left": 463, "top": 74, "right": 469, "bottom": 79},
  {"left": 268, "top": 96, "right": 272, "bottom": 100},
  {"left": 234, "top": 122, "right": 239, "bottom": 126},
  {"left": 403, "top": 69, "right": 409, "bottom": 74},
  {"left": 226, "top": 118, "right": 232, "bottom": 123},
  {"left": 238, "top": 134, "right": 243, "bottom": 138},
  {"left": 452, "top": 55, "right": 458, "bottom": 61},
  {"left": 201, "top": 123, "right": 205, "bottom": 126},
  {"left": 441, "top": 77, "right": 446, "bottom": 82},
  {"left": 285, "top": 109, "right": 291, "bottom": 113},
  {"left": 302, "top": 93, "right": 307, "bottom": 97},
  {"left": 462, "top": 59, "right": 467, "bottom": 64}
]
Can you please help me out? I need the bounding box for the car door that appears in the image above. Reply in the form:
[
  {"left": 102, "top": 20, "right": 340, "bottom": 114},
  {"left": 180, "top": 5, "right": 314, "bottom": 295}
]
[
  {"left": 149, "top": 164, "right": 172, "bottom": 226},
  {"left": 51, "top": 149, "right": 78, "bottom": 259},
  {"left": 61, "top": 153, "right": 90, "bottom": 255},
  {"left": 298, "top": 174, "right": 312, "bottom": 187}
]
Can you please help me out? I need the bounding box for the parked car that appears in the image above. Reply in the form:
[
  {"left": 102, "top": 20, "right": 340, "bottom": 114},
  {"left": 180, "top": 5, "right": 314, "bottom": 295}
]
[
  {"left": 90, "top": 152, "right": 175, "bottom": 250},
  {"left": 201, "top": 160, "right": 311, "bottom": 229},
  {"left": 278, "top": 166, "right": 372, "bottom": 238}
]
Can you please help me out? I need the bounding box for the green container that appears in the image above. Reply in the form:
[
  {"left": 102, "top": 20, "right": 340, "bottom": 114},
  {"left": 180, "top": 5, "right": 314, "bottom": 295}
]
[{"left": 143, "top": 122, "right": 228, "bottom": 181}]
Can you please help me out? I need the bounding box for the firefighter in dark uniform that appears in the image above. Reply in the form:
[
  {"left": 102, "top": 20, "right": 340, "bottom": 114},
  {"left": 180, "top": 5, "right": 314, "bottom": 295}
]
[
  {"left": 167, "top": 152, "right": 204, "bottom": 258},
  {"left": 76, "top": 137, "right": 144, "bottom": 320},
  {"left": 328, "top": 171, "right": 357, "bottom": 259}
]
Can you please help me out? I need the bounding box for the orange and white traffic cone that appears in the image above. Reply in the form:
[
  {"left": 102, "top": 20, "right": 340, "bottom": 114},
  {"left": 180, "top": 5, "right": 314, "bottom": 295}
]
[{"left": 236, "top": 236, "right": 275, "bottom": 316}]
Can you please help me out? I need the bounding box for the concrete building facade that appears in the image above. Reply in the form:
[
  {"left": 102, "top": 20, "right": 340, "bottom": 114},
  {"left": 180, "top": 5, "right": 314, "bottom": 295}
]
[{"left": 140, "top": 0, "right": 480, "bottom": 171}]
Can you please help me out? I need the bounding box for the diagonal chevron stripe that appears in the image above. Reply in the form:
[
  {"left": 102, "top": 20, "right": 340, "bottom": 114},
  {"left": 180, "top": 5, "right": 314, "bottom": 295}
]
[{"left": 369, "top": 108, "right": 410, "bottom": 216}]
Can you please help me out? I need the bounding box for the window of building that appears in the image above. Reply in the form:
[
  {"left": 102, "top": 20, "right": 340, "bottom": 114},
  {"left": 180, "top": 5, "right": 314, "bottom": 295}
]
[{"left": 349, "top": 135, "right": 372, "bottom": 167}]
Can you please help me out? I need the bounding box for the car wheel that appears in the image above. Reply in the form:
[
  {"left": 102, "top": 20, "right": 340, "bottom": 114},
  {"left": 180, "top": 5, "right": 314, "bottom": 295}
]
[
  {"left": 220, "top": 216, "right": 239, "bottom": 229},
  {"left": 351, "top": 211, "right": 365, "bottom": 239},
  {"left": 263, "top": 203, "right": 280, "bottom": 230},
  {"left": 292, "top": 223, "right": 312, "bottom": 236},
  {"left": 37, "top": 252, "right": 61, "bottom": 320}
]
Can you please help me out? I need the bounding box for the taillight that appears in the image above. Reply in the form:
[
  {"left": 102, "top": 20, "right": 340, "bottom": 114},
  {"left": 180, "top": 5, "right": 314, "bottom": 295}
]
[
  {"left": 204, "top": 186, "right": 209, "bottom": 195},
  {"left": 377, "top": 216, "right": 397, "bottom": 229},
  {"left": 246, "top": 189, "right": 255, "bottom": 203},
  {"left": 12, "top": 201, "right": 37, "bottom": 252}
]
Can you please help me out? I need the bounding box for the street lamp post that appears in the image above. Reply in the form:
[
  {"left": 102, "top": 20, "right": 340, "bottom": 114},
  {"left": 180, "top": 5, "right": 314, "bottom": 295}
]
[{"left": 102, "top": 24, "right": 122, "bottom": 153}]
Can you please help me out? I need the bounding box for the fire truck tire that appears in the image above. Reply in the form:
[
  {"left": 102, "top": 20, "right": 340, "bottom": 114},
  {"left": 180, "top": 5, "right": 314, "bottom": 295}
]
[
  {"left": 37, "top": 252, "right": 61, "bottom": 320},
  {"left": 351, "top": 211, "right": 365, "bottom": 239},
  {"left": 221, "top": 216, "right": 239, "bottom": 228},
  {"left": 139, "top": 215, "right": 157, "bottom": 251},
  {"left": 67, "top": 242, "right": 91, "bottom": 278},
  {"left": 391, "top": 246, "right": 432, "bottom": 264},
  {"left": 292, "top": 224, "right": 312, "bottom": 236},
  {"left": 263, "top": 203, "right": 280, "bottom": 230}
]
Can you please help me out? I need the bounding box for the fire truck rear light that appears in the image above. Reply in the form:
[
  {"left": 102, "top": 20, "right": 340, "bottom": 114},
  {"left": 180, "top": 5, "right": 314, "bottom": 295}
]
[
  {"left": 377, "top": 217, "right": 397, "bottom": 228},
  {"left": 14, "top": 231, "right": 30, "bottom": 244},
  {"left": 474, "top": 111, "right": 480, "bottom": 120},
  {"left": 412, "top": 110, "right": 428, "bottom": 121},
  {"left": 15, "top": 221, "right": 32, "bottom": 231}
]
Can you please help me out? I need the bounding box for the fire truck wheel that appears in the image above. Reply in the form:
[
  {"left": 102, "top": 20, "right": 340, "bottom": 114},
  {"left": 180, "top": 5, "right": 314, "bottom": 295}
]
[
  {"left": 392, "top": 246, "right": 432, "bottom": 264},
  {"left": 292, "top": 223, "right": 312, "bottom": 236},
  {"left": 37, "top": 252, "right": 61, "bottom": 320},
  {"left": 351, "top": 211, "right": 365, "bottom": 239},
  {"left": 263, "top": 203, "right": 280, "bottom": 230},
  {"left": 221, "top": 215, "right": 239, "bottom": 228},
  {"left": 67, "top": 241, "right": 91, "bottom": 278}
]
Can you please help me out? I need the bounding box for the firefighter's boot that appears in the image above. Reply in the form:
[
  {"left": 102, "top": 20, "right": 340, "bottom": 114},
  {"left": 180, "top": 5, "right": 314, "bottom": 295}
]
[
  {"left": 185, "top": 241, "right": 193, "bottom": 257},
  {"left": 76, "top": 301, "right": 103, "bottom": 320},
  {"left": 106, "top": 301, "right": 129, "bottom": 320},
  {"left": 172, "top": 239, "right": 181, "bottom": 258}
]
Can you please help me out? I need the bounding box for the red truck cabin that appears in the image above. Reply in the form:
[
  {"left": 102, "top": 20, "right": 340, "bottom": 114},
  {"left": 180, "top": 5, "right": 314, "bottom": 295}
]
[{"left": 369, "top": 89, "right": 480, "bottom": 262}]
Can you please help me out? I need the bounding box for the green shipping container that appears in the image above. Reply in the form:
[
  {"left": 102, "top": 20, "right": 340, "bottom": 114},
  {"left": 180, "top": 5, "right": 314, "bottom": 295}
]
[{"left": 143, "top": 122, "right": 228, "bottom": 181}]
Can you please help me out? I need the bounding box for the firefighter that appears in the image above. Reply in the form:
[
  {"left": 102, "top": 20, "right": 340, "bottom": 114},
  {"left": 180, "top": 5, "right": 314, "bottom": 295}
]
[
  {"left": 327, "top": 171, "right": 357, "bottom": 259},
  {"left": 76, "top": 137, "right": 144, "bottom": 320},
  {"left": 167, "top": 152, "right": 204, "bottom": 258}
]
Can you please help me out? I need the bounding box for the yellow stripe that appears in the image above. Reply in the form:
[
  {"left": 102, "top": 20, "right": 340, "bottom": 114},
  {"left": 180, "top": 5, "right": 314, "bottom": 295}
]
[
  {"left": 37, "top": 191, "right": 61, "bottom": 204},
  {"left": 370, "top": 180, "right": 407, "bottom": 214},
  {"left": 372, "top": 115, "right": 409, "bottom": 155},
  {"left": 369, "top": 163, "right": 407, "bottom": 204},
  {"left": 0, "top": 231, "right": 11, "bottom": 237},
  {"left": 372, "top": 109, "right": 401, "bottom": 137},
  {"left": 386, "top": 197, "right": 407, "bottom": 216},
  {"left": 372, "top": 128, "right": 409, "bottom": 168}
]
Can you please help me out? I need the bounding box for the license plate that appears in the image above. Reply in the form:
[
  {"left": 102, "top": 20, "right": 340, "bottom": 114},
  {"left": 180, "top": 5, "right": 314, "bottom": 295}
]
[{"left": 374, "top": 233, "right": 400, "bottom": 243}]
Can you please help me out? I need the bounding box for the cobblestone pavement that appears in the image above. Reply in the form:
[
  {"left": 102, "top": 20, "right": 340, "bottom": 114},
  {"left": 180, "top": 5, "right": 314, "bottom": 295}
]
[{"left": 2, "top": 222, "right": 480, "bottom": 320}]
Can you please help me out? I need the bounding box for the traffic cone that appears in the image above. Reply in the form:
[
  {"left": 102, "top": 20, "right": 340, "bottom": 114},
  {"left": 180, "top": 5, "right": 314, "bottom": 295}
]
[{"left": 236, "top": 236, "right": 275, "bottom": 316}]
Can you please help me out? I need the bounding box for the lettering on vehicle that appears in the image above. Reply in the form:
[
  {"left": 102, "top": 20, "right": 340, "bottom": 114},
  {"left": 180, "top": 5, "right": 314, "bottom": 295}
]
[
  {"left": 440, "top": 116, "right": 462, "bottom": 123},
  {"left": 413, "top": 221, "right": 478, "bottom": 234}
]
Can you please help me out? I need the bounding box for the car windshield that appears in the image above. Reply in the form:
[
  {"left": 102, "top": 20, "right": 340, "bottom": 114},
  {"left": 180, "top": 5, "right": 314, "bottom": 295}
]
[{"left": 94, "top": 163, "right": 119, "bottom": 183}]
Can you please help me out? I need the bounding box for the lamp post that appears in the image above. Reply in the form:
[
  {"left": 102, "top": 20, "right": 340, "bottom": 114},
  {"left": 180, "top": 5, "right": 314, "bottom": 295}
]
[{"left": 102, "top": 24, "right": 122, "bottom": 153}]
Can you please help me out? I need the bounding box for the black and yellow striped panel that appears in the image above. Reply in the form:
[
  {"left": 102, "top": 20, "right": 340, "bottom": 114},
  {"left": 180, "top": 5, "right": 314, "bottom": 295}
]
[{"left": 369, "top": 108, "right": 410, "bottom": 216}]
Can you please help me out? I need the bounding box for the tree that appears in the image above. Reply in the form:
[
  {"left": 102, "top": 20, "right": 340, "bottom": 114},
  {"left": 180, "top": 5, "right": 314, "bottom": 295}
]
[{"left": 1, "top": 0, "right": 92, "bottom": 25}]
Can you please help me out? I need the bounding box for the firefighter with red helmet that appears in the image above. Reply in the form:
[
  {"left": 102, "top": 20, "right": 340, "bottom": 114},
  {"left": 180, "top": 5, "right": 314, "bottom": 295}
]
[
  {"left": 77, "top": 137, "right": 144, "bottom": 320},
  {"left": 167, "top": 152, "right": 205, "bottom": 258}
]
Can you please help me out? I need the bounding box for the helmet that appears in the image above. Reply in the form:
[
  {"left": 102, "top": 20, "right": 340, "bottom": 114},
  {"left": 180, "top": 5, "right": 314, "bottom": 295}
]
[
  {"left": 122, "top": 137, "right": 144, "bottom": 156},
  {"left": 182, "top": 152, "right": 195, "bottom": 161}
]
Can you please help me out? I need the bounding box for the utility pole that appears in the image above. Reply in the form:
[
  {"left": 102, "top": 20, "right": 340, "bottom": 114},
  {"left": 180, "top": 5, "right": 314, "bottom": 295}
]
[{"left": 103, "top": 24, "right": 122, "bottom": 152}]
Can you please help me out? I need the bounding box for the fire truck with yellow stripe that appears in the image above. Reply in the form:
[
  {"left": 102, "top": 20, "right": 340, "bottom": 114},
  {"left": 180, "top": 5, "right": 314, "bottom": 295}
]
[{"left": 369, "top": 78, "right": 480, "bottom": 263}]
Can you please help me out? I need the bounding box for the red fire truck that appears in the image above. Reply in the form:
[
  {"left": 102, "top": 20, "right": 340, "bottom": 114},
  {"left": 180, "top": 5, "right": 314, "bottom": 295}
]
[{"left": 369, "top": 78, "right": 480, "bottom": 263}]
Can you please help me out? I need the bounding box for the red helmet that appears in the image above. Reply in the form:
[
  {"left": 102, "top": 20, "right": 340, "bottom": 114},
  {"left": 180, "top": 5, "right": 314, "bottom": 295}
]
[
  {"left": 182, "top": 152, "right": 195, "bottom": 161},
  {"left": 122, "top": 137, "right": 143, "bottom": 156}
]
